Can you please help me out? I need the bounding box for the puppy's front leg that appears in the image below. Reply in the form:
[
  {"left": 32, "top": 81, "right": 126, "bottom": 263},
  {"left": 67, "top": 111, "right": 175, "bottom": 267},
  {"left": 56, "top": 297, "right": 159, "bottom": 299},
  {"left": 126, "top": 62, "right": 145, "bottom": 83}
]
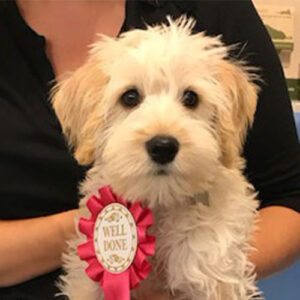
[
  {"left": 158, "top": 204, "right": 238, "bottom": 300},
  {"left": 59, "top": 205, "right": 105, "bottom": 300},
  {"left": 59, "top": 235, "right": 105, "bottom": 300}
]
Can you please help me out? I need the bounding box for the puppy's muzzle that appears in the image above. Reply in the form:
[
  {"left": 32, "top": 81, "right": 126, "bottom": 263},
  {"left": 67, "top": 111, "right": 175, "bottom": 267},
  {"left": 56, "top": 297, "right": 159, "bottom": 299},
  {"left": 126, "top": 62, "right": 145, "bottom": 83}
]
[{"left": 146, "top": 135, "right": 179, "bottom": 165}]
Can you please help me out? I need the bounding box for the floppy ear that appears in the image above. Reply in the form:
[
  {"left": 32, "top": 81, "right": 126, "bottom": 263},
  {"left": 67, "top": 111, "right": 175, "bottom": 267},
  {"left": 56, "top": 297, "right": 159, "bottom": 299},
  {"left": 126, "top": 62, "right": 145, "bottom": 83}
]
[
  {"left": 52, "top": 59, "right": 107, "bottom": 165},
  {"left": 216, "top": 60, "right": 259, "bottom": 169}
]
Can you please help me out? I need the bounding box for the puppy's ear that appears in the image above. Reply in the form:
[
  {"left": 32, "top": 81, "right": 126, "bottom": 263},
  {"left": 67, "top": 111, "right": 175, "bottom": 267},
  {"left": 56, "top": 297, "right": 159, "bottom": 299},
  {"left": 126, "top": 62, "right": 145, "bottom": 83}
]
[
  {"left": 52, "top": 59, "right": 107, "bottom": 165},
  {"left": 216, "top": 60, "right": 258, "bottom": 169}
]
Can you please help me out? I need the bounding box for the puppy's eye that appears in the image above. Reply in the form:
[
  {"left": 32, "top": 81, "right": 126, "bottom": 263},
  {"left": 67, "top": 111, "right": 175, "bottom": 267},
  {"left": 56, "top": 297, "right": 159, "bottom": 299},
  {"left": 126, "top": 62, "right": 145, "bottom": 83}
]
[
  {"left": 120, "top": 89, "right": 141, "bottom": 108},
  {"left": 182, "top": 90, "right": 199, "bottom": 109}
]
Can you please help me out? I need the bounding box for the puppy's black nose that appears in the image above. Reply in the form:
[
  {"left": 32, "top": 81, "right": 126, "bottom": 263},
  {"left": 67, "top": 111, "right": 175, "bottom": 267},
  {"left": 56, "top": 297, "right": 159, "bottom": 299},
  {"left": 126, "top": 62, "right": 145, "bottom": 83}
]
[{"left": 146, "top": 135, "right": 179, "bottom": 165}]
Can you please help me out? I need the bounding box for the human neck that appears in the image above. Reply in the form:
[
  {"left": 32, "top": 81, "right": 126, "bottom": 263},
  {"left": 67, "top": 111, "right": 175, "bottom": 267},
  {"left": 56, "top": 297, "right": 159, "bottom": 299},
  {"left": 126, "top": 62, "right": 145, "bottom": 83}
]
[
  {"left": 16, "top": 0, "right": 126, "bottom": 77},
  {"left": 16, "top": 0, "right": 126, "bottom": 38}
]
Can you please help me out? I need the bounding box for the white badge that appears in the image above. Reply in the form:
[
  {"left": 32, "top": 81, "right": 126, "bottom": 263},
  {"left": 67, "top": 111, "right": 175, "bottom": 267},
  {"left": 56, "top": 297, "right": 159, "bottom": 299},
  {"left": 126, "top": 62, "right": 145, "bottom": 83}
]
[{"left": 94, "top": 203, "right": 138, "bottom": 274}]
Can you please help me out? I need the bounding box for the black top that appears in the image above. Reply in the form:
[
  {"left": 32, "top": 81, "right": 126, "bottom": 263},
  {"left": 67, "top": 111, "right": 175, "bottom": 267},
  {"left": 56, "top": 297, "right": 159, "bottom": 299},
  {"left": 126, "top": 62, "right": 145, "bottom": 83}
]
[{"left": 0, "top": 0, "right": 299, "bottom": 299}]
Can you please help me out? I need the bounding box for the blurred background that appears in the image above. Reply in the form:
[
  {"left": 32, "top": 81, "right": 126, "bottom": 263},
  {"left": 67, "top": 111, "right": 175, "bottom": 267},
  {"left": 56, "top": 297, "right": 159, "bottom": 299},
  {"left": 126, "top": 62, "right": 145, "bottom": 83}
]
[{"left": 253, "top": 1, "right": 300, "bottom": 299}]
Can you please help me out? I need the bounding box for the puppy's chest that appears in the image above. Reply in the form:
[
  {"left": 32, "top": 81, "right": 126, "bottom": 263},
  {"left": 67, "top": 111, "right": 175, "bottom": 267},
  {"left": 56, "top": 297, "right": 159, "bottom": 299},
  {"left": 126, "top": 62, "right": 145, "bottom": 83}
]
[{"left": 146, "top": 206, "right": 195, "bottom": 267}]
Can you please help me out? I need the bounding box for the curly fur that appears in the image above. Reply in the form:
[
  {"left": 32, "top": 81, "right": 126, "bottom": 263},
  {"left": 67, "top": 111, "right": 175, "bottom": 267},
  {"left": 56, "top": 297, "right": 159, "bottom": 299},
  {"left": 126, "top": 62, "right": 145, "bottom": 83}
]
[{"left": 52, "top": 17, "right": 263, "bottom": 300}]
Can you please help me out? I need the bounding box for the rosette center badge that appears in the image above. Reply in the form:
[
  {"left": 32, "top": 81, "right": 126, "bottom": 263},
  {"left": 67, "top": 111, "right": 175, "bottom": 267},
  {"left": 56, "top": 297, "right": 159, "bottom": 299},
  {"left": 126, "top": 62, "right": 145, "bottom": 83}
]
[{"left": 94, "top": 203, "right": 138, "bottom": 274}]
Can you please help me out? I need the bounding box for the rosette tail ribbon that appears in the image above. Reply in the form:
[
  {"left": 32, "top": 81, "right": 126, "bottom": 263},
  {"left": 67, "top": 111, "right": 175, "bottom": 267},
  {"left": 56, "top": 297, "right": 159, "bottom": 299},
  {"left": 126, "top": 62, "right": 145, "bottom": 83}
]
[{"left": 77, "top": 186, "right": 155, "bottom": 300}]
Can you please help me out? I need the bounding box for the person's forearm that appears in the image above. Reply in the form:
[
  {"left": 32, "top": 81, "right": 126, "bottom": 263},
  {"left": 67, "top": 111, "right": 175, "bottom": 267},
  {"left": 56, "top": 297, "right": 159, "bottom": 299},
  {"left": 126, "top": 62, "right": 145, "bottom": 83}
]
[
  {"left": 250, "top": 206, "right": 300, "bottom": 280},
  {"left": 0, "top": 210, "right": 77, "bottom": 287}
]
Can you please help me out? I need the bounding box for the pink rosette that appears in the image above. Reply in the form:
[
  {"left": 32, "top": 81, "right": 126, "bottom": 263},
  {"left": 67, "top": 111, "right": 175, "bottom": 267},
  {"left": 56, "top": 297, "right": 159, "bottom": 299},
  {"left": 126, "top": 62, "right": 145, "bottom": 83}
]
[{"left": 77, "top": 185, "right": 155, "bottom": 300}]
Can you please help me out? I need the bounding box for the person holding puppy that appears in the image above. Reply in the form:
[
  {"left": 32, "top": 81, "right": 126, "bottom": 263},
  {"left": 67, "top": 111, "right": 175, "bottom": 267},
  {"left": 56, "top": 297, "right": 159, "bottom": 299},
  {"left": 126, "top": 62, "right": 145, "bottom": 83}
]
[{"left": 0, "top": 0, "right": 300, "bottom": 299}]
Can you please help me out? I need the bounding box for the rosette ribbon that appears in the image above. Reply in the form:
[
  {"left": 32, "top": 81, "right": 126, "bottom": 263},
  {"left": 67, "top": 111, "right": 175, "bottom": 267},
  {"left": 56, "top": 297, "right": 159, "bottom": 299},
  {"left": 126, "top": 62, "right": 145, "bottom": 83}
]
[{"left": 77, "top": 185, "right": 155, "bottom": 300}]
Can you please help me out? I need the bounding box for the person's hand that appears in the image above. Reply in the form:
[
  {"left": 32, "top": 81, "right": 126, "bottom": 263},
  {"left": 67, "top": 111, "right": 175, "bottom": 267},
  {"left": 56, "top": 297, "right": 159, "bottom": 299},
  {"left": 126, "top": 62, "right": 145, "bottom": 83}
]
[
  {"left": 134, "top": 287, "right": 170, "bottom": 300},
  {"left": 143, "top": 291, "right": 169, "bottom": 300}
]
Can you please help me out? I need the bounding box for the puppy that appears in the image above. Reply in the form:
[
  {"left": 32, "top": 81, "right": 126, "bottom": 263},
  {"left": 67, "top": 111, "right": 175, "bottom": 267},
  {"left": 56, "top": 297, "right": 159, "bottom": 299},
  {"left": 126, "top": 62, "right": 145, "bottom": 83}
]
[{"left": 52, "top": 17, "right": 262, "bottom": 300}]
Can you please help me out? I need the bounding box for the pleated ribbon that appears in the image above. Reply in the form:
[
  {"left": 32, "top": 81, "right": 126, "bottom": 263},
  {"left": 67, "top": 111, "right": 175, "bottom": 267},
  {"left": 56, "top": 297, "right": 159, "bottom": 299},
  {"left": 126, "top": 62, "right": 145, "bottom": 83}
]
[{"left": 77, "top": 186, "right": 155, "bottom": 300}]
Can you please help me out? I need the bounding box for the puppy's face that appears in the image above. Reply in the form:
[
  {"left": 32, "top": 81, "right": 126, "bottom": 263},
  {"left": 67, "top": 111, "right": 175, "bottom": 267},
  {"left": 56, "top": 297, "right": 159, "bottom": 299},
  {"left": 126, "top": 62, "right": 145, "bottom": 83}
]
[{"left": 53, "top": 19, "right": 258, "bottom": 207}]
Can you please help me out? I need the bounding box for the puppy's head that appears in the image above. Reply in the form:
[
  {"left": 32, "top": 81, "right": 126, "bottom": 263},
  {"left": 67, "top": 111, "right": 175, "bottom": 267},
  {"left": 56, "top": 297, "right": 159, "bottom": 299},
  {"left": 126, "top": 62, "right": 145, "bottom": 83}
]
[{"left": 52, "top": 17, "right": 258, "bottom": 207}]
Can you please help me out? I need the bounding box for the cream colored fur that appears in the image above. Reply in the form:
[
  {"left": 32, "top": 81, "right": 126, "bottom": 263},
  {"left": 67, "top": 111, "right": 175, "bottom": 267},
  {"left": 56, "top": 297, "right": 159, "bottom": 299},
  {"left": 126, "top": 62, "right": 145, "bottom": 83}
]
[{"left": 52, "top": 17, "right": 263, "bottom": 300}]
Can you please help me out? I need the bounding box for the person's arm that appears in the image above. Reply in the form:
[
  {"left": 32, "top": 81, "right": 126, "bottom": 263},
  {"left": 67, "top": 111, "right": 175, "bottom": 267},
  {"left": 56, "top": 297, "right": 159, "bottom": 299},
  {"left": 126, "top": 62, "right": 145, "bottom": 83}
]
[
  {"left": 0, "top": 209, "right": 76, "bottom": 287},
  {"left": 250, "top": 206, "right": 300, "bottom": 279}
]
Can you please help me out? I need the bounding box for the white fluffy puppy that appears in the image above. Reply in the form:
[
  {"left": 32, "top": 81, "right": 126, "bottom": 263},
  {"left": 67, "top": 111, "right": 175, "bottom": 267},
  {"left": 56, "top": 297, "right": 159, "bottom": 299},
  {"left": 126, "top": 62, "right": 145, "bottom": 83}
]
[{"left": 52, "top": 18, "right": 262, "bottom": 300}]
